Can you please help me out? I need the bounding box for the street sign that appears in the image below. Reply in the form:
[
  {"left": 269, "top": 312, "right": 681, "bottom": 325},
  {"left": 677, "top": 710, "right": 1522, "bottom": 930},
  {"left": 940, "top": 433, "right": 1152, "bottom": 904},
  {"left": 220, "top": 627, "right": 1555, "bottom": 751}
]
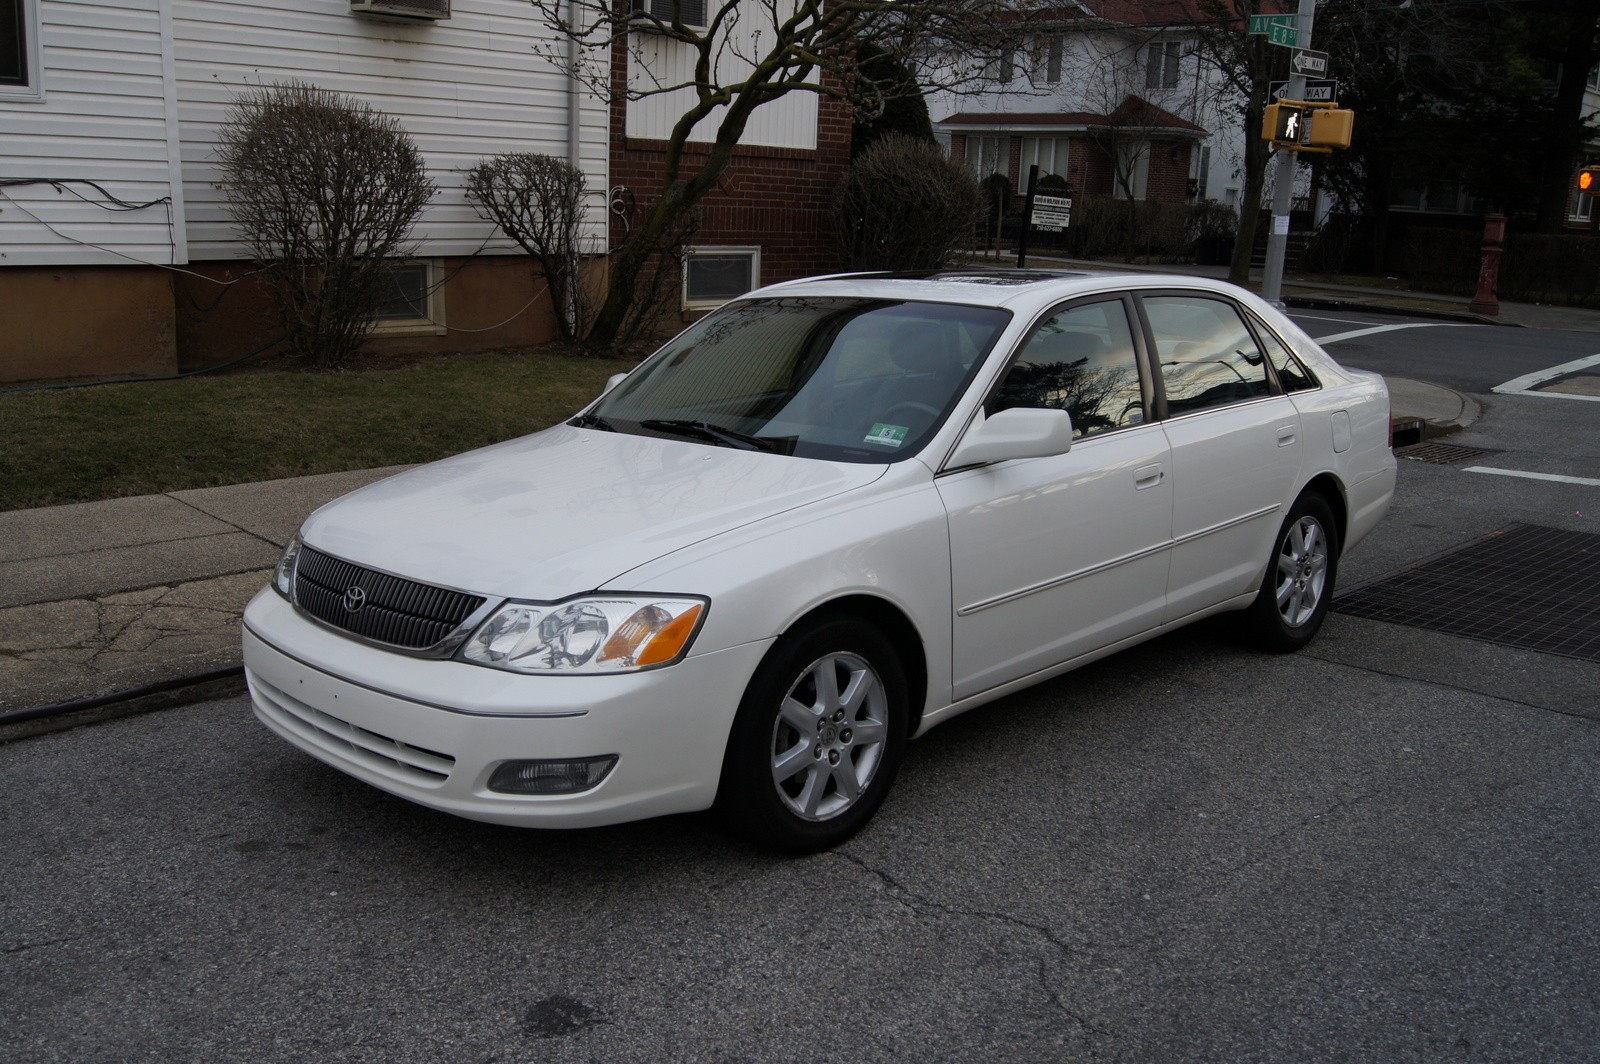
[
  {"left": 1267, "top": 22, "right": 1298, "bottom": 47},
  {"left": 1270, "top": 79, "right": 1338, "bottom": 102},
  {"left": 1030, "top": 195, "right": 1073, "bottom": 232},
  {"left": 1247, "top": 13, "right": 1295, "bottom": 35},
  {"left": 1291, "top": 47, "right": 1330, "bottom": 77}
]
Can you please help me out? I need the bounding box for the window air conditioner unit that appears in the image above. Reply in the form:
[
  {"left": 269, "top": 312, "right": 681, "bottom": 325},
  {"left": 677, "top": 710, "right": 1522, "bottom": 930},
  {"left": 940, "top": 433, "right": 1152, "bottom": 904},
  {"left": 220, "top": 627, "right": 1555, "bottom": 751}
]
[
  {"left": 351, "top": 0, "right": 450, "bottom": 21},
  {"left": 632, "top": 0, "right": 706, "bottom": 30}
]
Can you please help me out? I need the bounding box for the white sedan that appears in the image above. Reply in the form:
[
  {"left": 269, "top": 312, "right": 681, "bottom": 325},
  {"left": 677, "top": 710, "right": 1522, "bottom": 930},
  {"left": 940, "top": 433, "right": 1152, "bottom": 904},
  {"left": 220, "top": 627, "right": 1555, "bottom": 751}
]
[{"left": 242, "top": 271, "right": 1395, "bottom": 851}]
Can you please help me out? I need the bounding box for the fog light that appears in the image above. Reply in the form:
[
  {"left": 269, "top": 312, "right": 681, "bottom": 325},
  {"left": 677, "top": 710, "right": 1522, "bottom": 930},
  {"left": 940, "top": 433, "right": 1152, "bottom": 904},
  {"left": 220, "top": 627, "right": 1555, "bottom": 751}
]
[{"left": 488, "top": 756, "right": 618, "bottom": 796}]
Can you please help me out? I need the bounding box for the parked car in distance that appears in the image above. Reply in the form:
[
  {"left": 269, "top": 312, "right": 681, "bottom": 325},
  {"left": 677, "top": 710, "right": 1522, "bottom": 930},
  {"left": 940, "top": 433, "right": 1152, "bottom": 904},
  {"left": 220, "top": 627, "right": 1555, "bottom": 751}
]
[{"left": 242, "top": 270, "right": 1396, "bottom": 852}]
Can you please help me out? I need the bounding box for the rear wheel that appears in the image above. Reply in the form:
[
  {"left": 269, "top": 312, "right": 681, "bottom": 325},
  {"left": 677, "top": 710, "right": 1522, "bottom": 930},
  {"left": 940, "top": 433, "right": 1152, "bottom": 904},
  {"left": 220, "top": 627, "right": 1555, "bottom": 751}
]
[
  {"left": 717, "top": 617, "right": 907, "bottom": 853},
  {"left": 1244, "top": 492, "right": 1339, "bottom": 652}
]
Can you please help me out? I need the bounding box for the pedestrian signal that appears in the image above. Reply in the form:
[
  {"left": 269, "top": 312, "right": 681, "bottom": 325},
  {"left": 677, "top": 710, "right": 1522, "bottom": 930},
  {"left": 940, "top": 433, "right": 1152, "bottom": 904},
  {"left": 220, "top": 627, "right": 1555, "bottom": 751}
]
[
  {"left": 1262, "top": 103, "right": 1305, "bottom": 144},
  {"left": 1579, "top": 167, "right": 1600, "bottom": 194}
]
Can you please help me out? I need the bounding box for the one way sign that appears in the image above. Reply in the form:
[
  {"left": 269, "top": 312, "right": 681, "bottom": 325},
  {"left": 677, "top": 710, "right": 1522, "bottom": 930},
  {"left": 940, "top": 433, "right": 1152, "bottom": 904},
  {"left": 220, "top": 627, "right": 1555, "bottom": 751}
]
[
  {"left": 1291, "top": 48, "right": 1330, "bottom": 77},
  {"left": 1271, "top": 79, "right": 1338, "bottom": 103}
]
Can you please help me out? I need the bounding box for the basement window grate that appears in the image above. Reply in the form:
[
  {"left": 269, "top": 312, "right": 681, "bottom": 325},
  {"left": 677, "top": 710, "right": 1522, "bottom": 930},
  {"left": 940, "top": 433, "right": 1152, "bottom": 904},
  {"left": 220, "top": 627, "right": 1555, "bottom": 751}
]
[
  {"left": 1335, "top": 523, "right": 1600, "bottom": 662},
  {"left": 1395, "top": 441, "right": 1494, "bottom": 465}
]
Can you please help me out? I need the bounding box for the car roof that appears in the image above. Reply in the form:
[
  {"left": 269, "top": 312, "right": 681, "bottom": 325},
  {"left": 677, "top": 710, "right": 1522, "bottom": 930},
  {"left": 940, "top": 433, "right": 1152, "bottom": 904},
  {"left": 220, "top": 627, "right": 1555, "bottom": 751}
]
[{"left": 750, "top": 268, "right": 1257, "bottom": 315}]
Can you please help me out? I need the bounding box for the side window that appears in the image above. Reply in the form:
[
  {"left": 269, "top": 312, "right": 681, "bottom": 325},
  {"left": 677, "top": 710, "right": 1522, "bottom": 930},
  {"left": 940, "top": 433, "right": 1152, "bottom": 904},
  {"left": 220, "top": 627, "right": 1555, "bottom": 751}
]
[
  {"left": 989, "top": 299, "right": 1145, "bottom": 438},
  {"left": 1144, "top": 295, "right": 1273, "bottom": 417},
  {"left": 2, "top": 0, "right": 41, "bottom": 99},
  {"left": 1249, "top": 313, "right": 1319, "bottom": 393}
]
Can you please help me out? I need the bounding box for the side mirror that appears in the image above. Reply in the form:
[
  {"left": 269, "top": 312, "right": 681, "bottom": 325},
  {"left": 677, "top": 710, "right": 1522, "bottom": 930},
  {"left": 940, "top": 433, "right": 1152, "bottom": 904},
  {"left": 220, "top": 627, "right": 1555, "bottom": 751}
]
[
  {"left": 946, "top": 407, "right": 1074, "bottom": 469},
  {"left": 603, "top": 372, "right": 628, "bottom": 395}
]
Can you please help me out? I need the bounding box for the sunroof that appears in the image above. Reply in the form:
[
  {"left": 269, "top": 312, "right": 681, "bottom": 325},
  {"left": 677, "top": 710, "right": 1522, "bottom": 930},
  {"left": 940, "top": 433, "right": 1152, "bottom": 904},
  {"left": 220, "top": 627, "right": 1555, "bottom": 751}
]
[{"left": 923, "top": 270, "right": 1089, "bottom": 285}]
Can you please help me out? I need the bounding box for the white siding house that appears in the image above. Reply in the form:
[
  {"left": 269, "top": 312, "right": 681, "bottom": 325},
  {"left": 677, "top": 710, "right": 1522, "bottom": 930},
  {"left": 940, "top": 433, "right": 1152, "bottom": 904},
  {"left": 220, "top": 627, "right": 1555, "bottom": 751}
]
[
  {"left": 1, "top": 0, "right": 608, "bottom": 381},
  {"left": 924, "top": 2, "right": 1238, "bottom": 208},
  {"left": 1, "top": 0, "right": 185, "bottom": 268},
  {"left": 173, "top": 0, "right": 608, "bottom": 259}
]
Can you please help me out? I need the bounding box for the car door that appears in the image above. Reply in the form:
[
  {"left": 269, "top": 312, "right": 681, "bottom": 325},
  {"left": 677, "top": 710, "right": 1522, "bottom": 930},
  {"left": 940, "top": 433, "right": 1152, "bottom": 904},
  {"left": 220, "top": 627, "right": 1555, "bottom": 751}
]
[
  {"left": 938, "top": 295, "right": 1173, "bottom": 701},
  {"left": 1137, "top": 292, "right": 1304, "bottom": 624}
]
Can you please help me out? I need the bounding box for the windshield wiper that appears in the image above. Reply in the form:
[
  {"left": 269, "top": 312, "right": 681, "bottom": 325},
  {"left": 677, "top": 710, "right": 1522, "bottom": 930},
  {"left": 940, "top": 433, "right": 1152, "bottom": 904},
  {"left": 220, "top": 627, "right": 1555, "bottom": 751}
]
[
  {"left": 639, "top": 419, "right": 777, "bottom": 452},
  {"left": 568, "top": 412, "right": 616, "bottom": 431}
]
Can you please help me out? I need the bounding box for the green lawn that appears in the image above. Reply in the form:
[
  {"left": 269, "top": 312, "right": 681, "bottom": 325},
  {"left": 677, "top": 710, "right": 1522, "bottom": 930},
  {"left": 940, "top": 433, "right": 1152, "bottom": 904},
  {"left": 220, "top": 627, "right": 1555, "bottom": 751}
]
[{"left": 0, "top": 350, "right": 637, "bottom": 512}]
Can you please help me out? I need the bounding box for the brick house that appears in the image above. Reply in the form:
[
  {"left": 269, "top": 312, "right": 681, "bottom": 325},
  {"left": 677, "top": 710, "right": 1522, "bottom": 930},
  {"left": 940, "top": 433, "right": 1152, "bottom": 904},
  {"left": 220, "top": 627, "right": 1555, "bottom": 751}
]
[{"left": 607, "top": 6, "right": 853, "bottom": 320}]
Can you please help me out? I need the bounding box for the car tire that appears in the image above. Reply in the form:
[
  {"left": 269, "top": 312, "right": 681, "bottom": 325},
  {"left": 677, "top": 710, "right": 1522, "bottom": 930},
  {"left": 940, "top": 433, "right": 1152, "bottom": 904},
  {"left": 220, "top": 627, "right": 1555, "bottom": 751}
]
[
  {"left": 1244, "top": 491, "right": 1340, "bottom": 653},
  {"left": 717, "top": 616, "right": 908, "bottom": 853}
]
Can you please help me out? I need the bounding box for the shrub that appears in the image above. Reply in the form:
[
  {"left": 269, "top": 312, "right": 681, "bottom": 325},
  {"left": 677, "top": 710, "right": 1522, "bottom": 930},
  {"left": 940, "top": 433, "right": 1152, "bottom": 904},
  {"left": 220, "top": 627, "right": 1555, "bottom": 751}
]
[
  {"left": 217, "top": 82, "right": 435, "bottom": 368},
  {"left": 467, "top": 153, "right": 589, "bottom": 342},
  {"left": 835, "top": 134, "right": 981, "bottom": 270},
  {"left": 1502, "top": 233, "right": 1600, "bottom": 308},
  {"left": 1398, "top": 227, "right": 1479, "bottom": 297},
  {"left": 1063, "top": 196, "right": 1197, "bottom": 261}
]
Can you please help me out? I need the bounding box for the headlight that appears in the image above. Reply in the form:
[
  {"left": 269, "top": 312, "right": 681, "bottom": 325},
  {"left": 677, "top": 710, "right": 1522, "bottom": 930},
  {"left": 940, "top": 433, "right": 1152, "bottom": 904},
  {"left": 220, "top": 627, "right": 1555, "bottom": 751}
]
[
  {"left": 459, "top": 595, "right": 707, "bottom": 674},
  {"left": 273, "top": 535, "right": 302, "bottom": 599}
]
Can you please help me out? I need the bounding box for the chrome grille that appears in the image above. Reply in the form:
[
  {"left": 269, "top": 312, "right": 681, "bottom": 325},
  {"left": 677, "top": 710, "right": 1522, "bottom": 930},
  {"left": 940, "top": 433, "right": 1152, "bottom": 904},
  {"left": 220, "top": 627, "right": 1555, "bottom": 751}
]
[{"left": 293, "top": 544, "right": 486, "bottom": 650}]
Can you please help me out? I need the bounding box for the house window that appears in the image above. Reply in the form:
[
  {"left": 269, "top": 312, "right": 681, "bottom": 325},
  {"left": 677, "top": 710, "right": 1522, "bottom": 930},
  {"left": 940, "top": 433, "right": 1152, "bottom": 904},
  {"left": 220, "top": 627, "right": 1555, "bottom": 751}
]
[
  {"left": 1037, "top": 36, "right": 1063, "bottom": 84},
  {"left": 1, "top": 0, "right": 41, "bottom": 98},
  {"left": 1113, "top": 144, "right": 1150, "bottom": 200},
  {"left": 633, "top": 0, "right": 706, "bottom": 28},
  {"left": 1020, "top": 137, "right": 1070, "bottom": 181},
  {"left": 372, "top": 260, "right": 446, "bottom": 334},
  {"left": 966, "top": 135, "right": 1007, "bottom": 180},
  {"left": 1391, "top": 182, "right": 1481, "bottom": 215},
  {"left": 1145, "top": 40, "right": 1181, "bottom": 90},
  {"left": 986, "top": 47, "right": 1016, "bottom": 85},
  {"left": 684, "top": 247, "right": 759, "bottom": 309}
]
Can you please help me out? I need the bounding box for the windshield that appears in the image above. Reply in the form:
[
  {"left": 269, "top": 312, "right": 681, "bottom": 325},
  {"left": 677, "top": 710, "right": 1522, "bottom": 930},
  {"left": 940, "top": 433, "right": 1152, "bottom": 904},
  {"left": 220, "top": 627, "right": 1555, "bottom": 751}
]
[{"left": 586, "top": 297, "right": 1013, "bottom": 463}]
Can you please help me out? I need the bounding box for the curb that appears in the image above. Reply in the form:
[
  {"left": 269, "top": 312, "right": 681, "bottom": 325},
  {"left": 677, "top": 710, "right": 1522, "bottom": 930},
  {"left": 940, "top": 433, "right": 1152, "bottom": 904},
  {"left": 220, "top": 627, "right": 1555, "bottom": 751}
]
[
  {"left": 0, "top": 667, "right": 247, "bottom": 744},
  {"left": 1282, "top": 295, "right": 1514, "bottom": 327}
]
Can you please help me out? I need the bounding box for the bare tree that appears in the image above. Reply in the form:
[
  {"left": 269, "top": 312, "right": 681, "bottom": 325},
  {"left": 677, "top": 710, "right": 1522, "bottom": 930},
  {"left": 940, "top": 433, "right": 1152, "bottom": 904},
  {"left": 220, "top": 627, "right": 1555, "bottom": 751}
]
[
  {"left": 466, "top": 153, "right": 589, "bottom": 342},
  {"left": 216, "top": 82, "right": 435, "bottom": 368},
  {"left": 524, "top": 0, "right": 1023, "bottom": 347}
]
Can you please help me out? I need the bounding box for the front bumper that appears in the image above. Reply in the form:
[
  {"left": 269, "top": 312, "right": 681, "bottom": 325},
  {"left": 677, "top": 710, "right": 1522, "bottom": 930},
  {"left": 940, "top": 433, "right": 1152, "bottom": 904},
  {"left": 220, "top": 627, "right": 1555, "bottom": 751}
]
[{"left": 242, "top": 589, "right": 772, "bottom": 829}]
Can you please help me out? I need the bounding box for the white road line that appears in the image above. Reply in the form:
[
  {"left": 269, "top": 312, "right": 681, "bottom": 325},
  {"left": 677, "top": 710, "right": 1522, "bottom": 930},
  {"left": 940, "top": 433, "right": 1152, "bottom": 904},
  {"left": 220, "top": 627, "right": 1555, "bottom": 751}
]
[
  {"left": 1491, "top": 353, "right": 1600, "bottom": 402},
  {"left": 1292, "top": 312, "right": 1391, "bottom": 327},
  {"left": 1463, "top": 466, "right": 1600, "bottom": 488},
  {"left": 1313, "top": 322, "right": 1481, "bottom": 345}
]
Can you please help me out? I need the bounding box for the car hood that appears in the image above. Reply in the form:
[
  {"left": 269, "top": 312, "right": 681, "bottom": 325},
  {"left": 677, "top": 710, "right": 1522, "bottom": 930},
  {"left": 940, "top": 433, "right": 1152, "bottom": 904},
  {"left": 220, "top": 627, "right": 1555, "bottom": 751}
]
[{"left": 299, "top": 425, "right": 887, "bottom": 600}]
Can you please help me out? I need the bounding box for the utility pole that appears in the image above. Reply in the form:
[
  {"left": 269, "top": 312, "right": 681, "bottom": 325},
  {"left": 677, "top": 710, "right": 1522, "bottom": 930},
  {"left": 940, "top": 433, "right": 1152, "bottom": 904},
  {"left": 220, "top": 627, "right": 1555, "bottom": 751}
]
[{"left": 1260, "top": 0, "right": 1317, "bottom": 305}]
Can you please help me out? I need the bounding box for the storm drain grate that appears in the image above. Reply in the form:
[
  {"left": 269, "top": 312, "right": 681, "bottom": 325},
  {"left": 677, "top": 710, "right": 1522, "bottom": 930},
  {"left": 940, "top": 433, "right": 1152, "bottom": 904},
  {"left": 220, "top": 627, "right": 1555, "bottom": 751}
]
[
  {"left": 1394, "top": 441, "right": 1494, "bottom": 465},
  {"left": 1335, "top": 523, "right": 1600, "bottom": 662}
]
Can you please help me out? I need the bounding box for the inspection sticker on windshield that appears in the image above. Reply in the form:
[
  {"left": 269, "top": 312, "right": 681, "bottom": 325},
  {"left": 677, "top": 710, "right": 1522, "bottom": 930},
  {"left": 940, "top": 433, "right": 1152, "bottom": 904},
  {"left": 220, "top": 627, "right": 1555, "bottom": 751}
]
[{"left": 864, "top": 423, "right": 909, "bottom": 448}]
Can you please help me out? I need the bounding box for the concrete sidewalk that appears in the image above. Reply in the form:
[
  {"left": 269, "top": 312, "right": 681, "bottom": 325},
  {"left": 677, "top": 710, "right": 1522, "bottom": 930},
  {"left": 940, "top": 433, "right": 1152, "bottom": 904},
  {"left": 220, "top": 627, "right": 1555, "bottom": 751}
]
[
  {"left": 0, "top": 467, "right": 410, "bottom": 728},
  {"left": 3, "top": 275, "right": 1595, "bottom": 736}
]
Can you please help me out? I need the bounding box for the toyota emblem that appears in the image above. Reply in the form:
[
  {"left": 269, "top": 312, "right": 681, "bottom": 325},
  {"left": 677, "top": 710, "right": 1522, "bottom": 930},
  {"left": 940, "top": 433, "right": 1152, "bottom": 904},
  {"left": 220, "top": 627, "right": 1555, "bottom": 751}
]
[{"left": 342, "top": 586, "right": 367, "bottom": 613}]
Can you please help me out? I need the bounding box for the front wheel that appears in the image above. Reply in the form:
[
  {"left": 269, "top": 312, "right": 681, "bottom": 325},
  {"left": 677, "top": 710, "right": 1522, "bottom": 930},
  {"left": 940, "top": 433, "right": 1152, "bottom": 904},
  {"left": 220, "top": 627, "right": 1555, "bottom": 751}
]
[
  {"left": 717, "top": 617, "right": 908, "bottom": 853},
  {"left": 1243, "top": 493, "right": 1340, "bottom": 652}
]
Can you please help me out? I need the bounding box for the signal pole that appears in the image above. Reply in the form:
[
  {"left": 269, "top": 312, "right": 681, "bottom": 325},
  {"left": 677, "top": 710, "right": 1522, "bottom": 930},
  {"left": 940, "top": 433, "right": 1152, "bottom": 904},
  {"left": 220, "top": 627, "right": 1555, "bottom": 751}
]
[{"left": 1260, "top": 0, "right": 1318, "bottom": 305}]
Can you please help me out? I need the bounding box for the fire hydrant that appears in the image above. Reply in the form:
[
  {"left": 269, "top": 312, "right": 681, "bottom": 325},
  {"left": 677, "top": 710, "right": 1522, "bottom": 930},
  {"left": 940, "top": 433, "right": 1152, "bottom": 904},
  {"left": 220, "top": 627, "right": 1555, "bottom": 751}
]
[{"left": 1469, "top": 213, "right": 1506, "bottom": 316}]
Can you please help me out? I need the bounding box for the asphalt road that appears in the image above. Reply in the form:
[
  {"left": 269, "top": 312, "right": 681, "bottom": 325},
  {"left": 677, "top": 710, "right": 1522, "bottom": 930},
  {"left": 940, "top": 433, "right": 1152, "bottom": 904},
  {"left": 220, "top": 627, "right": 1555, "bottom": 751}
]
[{"left": 3, "top": 317, "right": 1598, "bottom": 1063}]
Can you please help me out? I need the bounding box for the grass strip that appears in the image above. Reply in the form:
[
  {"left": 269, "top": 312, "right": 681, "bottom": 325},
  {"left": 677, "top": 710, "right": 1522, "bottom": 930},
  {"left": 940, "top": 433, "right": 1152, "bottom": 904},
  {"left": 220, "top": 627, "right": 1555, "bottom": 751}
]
[{"left": 1, "top": 350, "right": 636, "bottom": 512}]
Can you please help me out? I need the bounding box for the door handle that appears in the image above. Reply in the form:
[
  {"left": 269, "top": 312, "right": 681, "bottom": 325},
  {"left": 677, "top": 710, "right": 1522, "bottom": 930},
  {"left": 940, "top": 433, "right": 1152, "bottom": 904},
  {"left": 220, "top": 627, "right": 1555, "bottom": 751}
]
[
  {"left": 1276, "top": 425, "right": 1297, "bottom": 447},
  {"left": 1134, "top": 463, "right": 1164, "bottom": 489}
]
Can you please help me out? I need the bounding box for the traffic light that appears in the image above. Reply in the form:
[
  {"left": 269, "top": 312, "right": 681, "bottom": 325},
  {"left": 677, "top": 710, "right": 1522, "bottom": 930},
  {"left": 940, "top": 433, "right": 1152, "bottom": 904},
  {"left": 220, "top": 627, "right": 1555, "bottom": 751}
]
[
  {"left": 1579, "top": 166, "right": 1600, "bottom": 194},
  {"left": 1262, "top": 102, "right": 1306, "bottom": 144},
  {"left": 1306, "top": 108, "right": 1354, "bottom": 149}
]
